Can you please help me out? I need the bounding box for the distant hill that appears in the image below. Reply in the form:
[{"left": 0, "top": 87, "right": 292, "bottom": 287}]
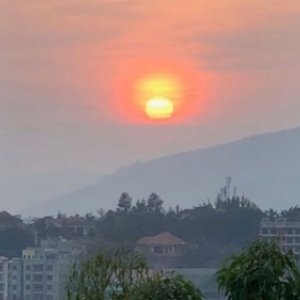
[{"left": 23, "top": 127, "right": 300, "bottom": 216}]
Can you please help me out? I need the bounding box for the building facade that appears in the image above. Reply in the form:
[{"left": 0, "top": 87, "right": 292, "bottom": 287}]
[
  {"left": 0, "top": 257, "right": 9, "bottom": 300},
  {"left": 0, "top": 239, "right": 86, "bottom": 300},
  {"left": 22, "top": 248, "right": 61, "bottom": 300},
  {"left": 260, "top": 217, "right": 300, "bottom": 254},
  {"left": 8, "top": 258, "right": 22, "bottom": 300}
]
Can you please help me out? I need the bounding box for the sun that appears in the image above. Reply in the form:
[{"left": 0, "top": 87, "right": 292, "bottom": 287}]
[{"left": 146, "top": 97, "right": 174, "bottom": 119}]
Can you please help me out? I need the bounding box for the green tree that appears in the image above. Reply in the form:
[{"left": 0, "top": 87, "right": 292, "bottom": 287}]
[
  {"left": 66, "top": 249, "right": 148, "bottom": 300},
  {"left": 117, "top": 193, "right": 132, "bottom": 212},
  {"left": 66, "top": 249, "right": 203, "bottom": 300},
  {"left": 147, "top": 193, "right": 163, "bottom": 213},
  {"left": 132, "top": 200, "right": 147, "bottom": 213},
  {"left": 0, "top": 227, "right": 34, "bottom": 257},
  {"left": 216, "top": 239, "right": 300, "bottom": 300},
  {"left": 132, "top": 274, "right": 204, "bottom": 300},
  {"left": 281, "top": 206, "right": 300, "bottom": 221}
]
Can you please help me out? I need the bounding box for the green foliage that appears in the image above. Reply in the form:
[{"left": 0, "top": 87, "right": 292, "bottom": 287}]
[
  {"left": 117, "top": 193, "right": 132, "bottom": 212},
  {"left": 66, "top": 249, "right": 149, "bottom": 300},
  {"left": 147, "top": 193, "right": 164, "bottom": 213},
  {"left": 216, "top": 240, "right": 300, "bottom": 300},
  {"left": 0, "top": 227, "right": 34, "bottom": 257},
  {"left": 131, "top": 274, "right": 204, "bottom": 300},
  {"left": 66, "top": 249, "right": 203, "bottom": 300}
]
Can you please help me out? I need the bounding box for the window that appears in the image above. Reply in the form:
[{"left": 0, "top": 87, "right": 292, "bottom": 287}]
[
  {"left": 25, "top": 295, "right": 30, "bottom": 300},
  {"left": 25, "top": 265, "right": 31, "bottom": 271},
  {"left": 46, "top": 266, "right": 53, "bottom": 272},
  {"left": 33, "top": 284, "right": 43, "bottom": 292},
  {"left": 12, "top": 295, "right": 17, "bottom": 300},
  {"left": 12, "top": 275, "right": 17, "bottom": 280},
  {"left": 76, "top": 227, "right": 84, "bottom": 236},
  {"left": 261, "top": 228, "right": 268, "bottom": 235},
  {"left": 46, "top": 296, "right": 53, "bottom": 300},
  {"left": 26, "top": 275, "right": 31, "bottom": 281},
  {"left": 12, "top": 265, "right": 17, "bottom": 271},
  {"left": 33, "top": 275, "right": 43, "bottom": 282},
  {"left": 12, "top": 285, "right": 17, "bottom": 290},
  {"left": 167, "top": 246, "right": 174, "bottom": 253},
  {"left": 33, "top": 294, "right": 43, "bottom": 300},
  {"left": 46, "top": 275, "right": 53, "bottom": 281},
  {"left": 26, "top": 285, "right": 31, "bottom": 291},
  {"left": 0, "top": 293, "right": 4, "bottom": 300},
  {"left": 33, "top": 265, "right": 43, "bottom": 272},
  {"left": 47, "top": 285, "right": 53, "bottom": 291},
  {"left": 0, "top": 265, "right": 3, "bottom": 272},
  {"left": 152, "top": 246, "right": 163, "bottom": 254},
  {"left": 0, "top": 284, "right": 4, "bottom": 292}
]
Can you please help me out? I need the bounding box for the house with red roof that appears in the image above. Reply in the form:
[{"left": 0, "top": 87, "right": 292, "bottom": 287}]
[{"left": 135, "top": 232, "right": 186, "bottom": 268}]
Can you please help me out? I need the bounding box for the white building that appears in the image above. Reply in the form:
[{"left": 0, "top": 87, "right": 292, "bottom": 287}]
[
  {"left": 0, "top": 239, "right": 86, "bottom": 300},
  {"left": 0, "top": 257, "right": 9, "bottom": 300},
  {"left": 22, "top": 239, "right": 86, "bottom": 300},
  {"left": 23, "top": 248, "right": 60, "bottom": 300},
  {"left": 8, "top": 258, "right": 22, "bottom": 300},
  {"left": 260, "top": 217, "right": 300, "bottom": 254}
]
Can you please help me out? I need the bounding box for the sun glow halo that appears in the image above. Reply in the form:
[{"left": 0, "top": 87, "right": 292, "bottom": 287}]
[
  {"left": 146, "top": 97, "right": 174, "bottom": 119},
  {"left": 114, "top": 59, "right": 204, "bottom": 123}
]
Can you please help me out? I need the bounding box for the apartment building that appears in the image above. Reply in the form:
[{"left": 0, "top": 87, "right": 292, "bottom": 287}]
[
  {"left": 8, "top": 258, "right": 22, "bottom": 300},
  {"left": 0, "top": 257, "right": 9, "bottom": 300},
  {"left": 260, "top": 217, "right": 300, "bottom": 254},
  {"left": 22, "top": 239, "right": 86, "bottom": 300},
  {"left": 0, "top": 238, "right": 86, "bottom": 300},
  {"left": 0, "top": 239, "right": 86, "bottom": 300},
  {"left": 23, "top": 248, "right": 60, "bottom": 300}
]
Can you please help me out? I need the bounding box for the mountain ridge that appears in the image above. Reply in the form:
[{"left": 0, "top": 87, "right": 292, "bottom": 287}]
[{"left": 22, "top": 126, "right": 300, "bottom": 216}]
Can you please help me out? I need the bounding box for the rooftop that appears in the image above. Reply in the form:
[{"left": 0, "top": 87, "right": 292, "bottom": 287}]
[{"left": 136, "top": 232, "right": 185, "bottom": 246}]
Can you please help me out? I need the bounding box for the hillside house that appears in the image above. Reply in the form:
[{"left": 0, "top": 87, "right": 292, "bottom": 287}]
[
  {"left": 135, "top": 232, "right": 186, "bottom": 268},
  {"left": 65, "top": 217, "right": 96, "bottom": 236}
]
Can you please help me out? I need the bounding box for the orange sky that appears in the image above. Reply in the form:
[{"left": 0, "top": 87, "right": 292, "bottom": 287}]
[
  {"left": 1, "top": 0, "right": 300, "bottom": 177},
  {"left": 2, "top": 0, "right": 300, "bottom": 125}
]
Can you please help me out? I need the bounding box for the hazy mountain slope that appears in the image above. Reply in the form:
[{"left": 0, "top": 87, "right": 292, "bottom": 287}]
[{"left": 23, "top": 127, "right": 300, "bottom": 216}]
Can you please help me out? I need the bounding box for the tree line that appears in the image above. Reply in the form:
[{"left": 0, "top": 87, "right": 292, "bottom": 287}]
[{"left": 3, "top": 191, "right": 300, "bottom": 265}]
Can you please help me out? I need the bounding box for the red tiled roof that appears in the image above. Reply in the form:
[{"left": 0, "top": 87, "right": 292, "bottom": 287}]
[
  {"left": 63, "top": 217, "right": 96, "bottom": 226},
  {"left": 136, "top": 232, "right": 185, "bottom": 246}
]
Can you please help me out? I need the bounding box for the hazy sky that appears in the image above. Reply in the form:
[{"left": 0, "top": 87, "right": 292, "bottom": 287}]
[{"left": 1, "top": 0, "right": 300, "bottom": 180}]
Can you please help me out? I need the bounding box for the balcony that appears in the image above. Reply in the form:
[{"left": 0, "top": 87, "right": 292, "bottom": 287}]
[{"left": 261, "top": 221, "right": 300, "bottom": 228}]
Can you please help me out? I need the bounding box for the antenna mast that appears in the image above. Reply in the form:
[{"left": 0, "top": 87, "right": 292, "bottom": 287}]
[{"left": 225, "top": 176, "right": 231, "bottom": 200}]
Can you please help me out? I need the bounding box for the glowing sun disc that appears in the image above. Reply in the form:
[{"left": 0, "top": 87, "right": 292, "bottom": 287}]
[{"left": 146, "top": 97, "right": 174, "bottom": 119}]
